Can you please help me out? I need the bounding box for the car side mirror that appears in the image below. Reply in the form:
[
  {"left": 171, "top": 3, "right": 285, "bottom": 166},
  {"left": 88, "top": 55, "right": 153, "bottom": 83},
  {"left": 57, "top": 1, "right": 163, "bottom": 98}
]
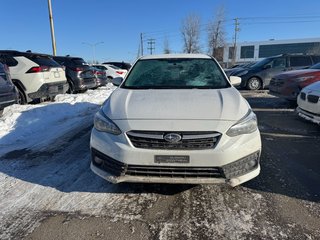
[
  {"left": 112, "top": 77, "right": 123, "bottom": 86},
  {"left": 229, "top": 76, "right": 241, "bottom": 86}
]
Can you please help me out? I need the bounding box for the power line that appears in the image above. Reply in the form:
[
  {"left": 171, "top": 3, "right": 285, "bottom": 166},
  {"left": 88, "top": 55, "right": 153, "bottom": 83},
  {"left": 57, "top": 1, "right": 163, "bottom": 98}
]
[
  {"left": 147, "top": 39, "right": 156, "bottom": 55},
  {"left": 138, "top": 14, "right": 320, "bottom": 56}
]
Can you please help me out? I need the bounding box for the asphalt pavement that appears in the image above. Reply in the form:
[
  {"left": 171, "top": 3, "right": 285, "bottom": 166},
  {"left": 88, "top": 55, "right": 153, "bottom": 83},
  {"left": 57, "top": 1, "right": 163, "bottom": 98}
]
[{"left": 1, "top": 90, "right": 320, "bottom": 240}]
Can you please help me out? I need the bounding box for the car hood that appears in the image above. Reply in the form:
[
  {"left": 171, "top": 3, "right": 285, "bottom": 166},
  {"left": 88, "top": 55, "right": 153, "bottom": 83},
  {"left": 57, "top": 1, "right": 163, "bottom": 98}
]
[
  {"left": 229, "top": 67, "right": 249, "bottom": 76},
  {"left": 303, "top": 81, "right": 320, "bottom": 93},
  {"left": 102, "top": 87, "right": 249, "bottom": 121},
  {"left": 275, "top": 69, "right": 320, "bottom": 79}
]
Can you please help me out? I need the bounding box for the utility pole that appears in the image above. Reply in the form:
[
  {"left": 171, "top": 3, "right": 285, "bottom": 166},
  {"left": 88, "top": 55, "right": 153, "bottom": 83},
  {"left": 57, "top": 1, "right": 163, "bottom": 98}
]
[
  {"left": 147, "top": 39, "right": 155, "bottom": 55},
  {"left": 140, "top": 33, "right": 144, "bottom": 56},
  {"left": 232, "top": 18, "right": 240, "bottom": 65},
  {"left": 47, "top": 0, "right": 57, "bottom": 55}
]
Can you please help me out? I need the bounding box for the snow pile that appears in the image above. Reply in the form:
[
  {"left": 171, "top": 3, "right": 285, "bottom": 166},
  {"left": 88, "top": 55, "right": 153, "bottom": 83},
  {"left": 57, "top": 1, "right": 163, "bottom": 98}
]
[{"left": 0, "top": 84, "right": 115, "bottom": 157}]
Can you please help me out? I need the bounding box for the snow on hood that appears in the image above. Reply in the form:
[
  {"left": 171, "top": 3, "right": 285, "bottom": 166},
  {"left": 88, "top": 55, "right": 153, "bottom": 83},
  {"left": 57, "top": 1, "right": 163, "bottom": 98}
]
[
  {"left": 102, "top": 87, "right": 249, "bottom": 121},
  {"left": 275, "top": 69, "right": 320, "bottom": 79}
]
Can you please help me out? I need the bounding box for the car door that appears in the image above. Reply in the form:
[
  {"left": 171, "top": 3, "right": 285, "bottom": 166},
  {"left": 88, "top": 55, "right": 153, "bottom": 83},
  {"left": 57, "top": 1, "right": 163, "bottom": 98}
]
[{"left": 261, "top": 57, "right": 287, "bottom": 87}]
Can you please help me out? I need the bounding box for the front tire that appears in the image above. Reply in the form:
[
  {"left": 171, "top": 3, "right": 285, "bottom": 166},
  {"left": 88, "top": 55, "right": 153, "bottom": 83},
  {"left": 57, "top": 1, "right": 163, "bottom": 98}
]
[{"left": 246, "top": 77, "right": 262, "bottom": 90}]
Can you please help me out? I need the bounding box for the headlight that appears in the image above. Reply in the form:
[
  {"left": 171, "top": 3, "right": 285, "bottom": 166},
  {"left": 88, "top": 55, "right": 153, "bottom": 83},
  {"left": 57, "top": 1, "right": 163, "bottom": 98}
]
[
  {"left": 294, "top": 76, "right": 314, "bottom": 82},
  {"left": 226, "top": 110, "right": 258, "bottom": 137},
  {"left": 236, "top": 70, "right": 248, "bottom": 77},
  {"left": 94, "top": 110, "right": 121, "bottom": 135}
]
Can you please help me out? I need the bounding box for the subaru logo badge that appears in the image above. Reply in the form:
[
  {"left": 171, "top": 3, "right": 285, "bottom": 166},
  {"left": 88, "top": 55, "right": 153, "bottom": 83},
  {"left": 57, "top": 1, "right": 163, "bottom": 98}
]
[{"left": 164, "top": 133, "right": 182, "bottom": 143}]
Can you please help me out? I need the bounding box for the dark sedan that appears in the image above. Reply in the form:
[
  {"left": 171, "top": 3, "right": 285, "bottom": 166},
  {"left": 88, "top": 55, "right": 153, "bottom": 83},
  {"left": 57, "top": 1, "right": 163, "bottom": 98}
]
[
  {"left": 91, "top": 66, "right": 108, "bottom": 87},
  {"left": 0, "top": 63, "right": 18, "bottom": 116}
]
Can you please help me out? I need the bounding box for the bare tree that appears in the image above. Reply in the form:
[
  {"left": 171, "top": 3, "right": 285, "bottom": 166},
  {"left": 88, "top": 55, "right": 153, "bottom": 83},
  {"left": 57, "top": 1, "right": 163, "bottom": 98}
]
[
  {"left": 181, "top": 13, "right": 201, "bottom": 53},
  {"left": 207, "top": 6, "right": 226, "bottom": 60},
  {"left": 163, "top": 37, "right": 171, "bottom": 54}
]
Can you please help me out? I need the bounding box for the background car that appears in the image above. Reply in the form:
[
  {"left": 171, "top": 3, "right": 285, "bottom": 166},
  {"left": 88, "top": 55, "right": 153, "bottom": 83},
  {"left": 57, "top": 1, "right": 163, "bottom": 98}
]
[
  {"left": 224, "top": 62, "right": 256, "bottom": 77},
  {"left": 95, "top": 64, "right": 127, "bottom": 81},
  {"left": 104, "top": 64, "right": 128, "bottom": 78},
  {"left": 91, "top": 66, "right": 108, "bottom": 87},
  {"left": 269, "top": 62, "right": 320, "bottom": 103},
  {"left": 0, "top": 62, "right": 18, "bottom": 116},
  {"left": 296, "top": 81, "right": 320, "bottom": 124},
  {"left": 102, "top": 61, "right": 131, "bottom": 70},
  {"left": 53, "top": 56, "right": 96, "bottom": 93},
  {"left": 0, "top": 50, "right": 68, "bottom": 104},
  {"left": 230, "top": 54, "right": 320, "bottom": 90}
]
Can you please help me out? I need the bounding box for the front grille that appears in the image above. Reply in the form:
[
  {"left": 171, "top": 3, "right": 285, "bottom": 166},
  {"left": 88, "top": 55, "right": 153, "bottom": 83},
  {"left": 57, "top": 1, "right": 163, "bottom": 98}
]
[
  {"left": 91, "top": 148, "right": 225, "bottom": 179},
  {"left": 307, "top": 94, "right": 319, "bottom": 103},
  {"left": 127, "top": 131, "right": 221, "bottom": 150},
  {"left": 126, "top": 165, "right": 224, "bottom": 178},
  {"left": 300, "top": 92, "right": 306, "bottom": 100}
]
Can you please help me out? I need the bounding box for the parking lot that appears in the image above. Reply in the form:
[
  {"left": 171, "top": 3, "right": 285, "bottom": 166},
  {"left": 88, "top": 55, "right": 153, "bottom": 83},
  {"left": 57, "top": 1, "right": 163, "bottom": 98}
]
[{"left": 0, "top": 89, "right": 318, "bottom": 240}]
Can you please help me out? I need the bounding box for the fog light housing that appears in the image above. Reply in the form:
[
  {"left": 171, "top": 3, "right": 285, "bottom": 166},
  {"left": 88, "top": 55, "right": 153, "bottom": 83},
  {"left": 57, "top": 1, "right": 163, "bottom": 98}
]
[
  {"left": 222, "top": 151, "right": 260, "bottom": 179},
  {"left": 93, "top": 156, "right": 103, "bottom": 166}
]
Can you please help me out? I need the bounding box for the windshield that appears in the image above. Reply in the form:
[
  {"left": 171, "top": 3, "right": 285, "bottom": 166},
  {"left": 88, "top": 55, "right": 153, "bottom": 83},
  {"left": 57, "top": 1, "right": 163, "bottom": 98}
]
[
  {"left": 72, "top": 58, "right": 88, "bottom": 66},
  {"left": 122, "top": 58, "right": 230, "bottom": 89},
  {"left": 27, "top": 55, "right": 61, "bottom": 67},
  {"left": 108, "top": 64, "right": 120, "bottom": 70},
  {"left": 309, "top": 62, "right": 320, "bottom": 69},
  {"left": 251, "top": 57, "right": 274, "bottom": 68},
  {"left": 93, "top": 65, "right": 107, "bottom": 70}
]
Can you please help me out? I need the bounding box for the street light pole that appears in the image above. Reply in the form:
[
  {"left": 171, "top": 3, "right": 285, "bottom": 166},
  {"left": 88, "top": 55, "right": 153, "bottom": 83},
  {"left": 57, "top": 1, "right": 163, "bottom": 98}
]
[
  {"left": 47, "top": 0, "right": 57, "bottom": 55},
  {"left": 82, "top": 42, "right": 104, "bottom": 64}
]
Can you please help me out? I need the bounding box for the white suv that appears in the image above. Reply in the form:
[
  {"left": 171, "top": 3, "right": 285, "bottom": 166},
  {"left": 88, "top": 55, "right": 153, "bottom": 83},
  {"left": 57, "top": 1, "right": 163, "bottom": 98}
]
[
  {"left": 0, "top": 50, "right": 68, "bottom": 104},
  {"left": 90, "top": 54, "right": 261, "bottom": 187}
]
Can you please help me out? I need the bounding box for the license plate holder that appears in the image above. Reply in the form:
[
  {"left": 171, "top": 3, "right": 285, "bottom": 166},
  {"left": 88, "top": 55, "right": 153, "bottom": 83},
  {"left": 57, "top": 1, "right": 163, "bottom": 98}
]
[{"left": 154, "top": 155, "right": 190, "bottom": 164}]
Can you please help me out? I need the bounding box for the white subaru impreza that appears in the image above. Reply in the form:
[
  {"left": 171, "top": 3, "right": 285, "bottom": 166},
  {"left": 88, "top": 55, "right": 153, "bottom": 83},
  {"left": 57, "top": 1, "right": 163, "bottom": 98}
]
[{"left": 90, "top": 54, "right": 261, "bottom": 187}]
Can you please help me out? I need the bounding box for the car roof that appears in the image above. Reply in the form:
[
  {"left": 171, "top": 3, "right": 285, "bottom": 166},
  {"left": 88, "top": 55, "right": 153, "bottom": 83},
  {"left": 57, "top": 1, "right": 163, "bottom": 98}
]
[
  {"left": 0, "top": 50, "right": 52, "bottom": 58},
  {"left": 53, "top": 56, "right": 83, "bottom": 60},
  {"left": 139, "top": 53, "right": 212, "bottom": 60}
]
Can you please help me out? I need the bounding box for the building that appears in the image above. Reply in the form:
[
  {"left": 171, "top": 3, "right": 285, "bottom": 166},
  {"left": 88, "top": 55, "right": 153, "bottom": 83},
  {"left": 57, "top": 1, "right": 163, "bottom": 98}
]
[{"left": 223, "top": 37, "right": 320, "bottom": 67}]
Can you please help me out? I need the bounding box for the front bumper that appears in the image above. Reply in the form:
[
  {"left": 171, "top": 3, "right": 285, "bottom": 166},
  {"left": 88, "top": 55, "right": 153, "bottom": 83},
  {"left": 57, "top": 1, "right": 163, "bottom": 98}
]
[
  {"left": 28, "top": 82, "right": 68, "bottom": 99},
  {"left": 269, "top": 83, "right": 300, "bottom": 101},
  {"left": 95, "top": 77, "right": 108, "bottom": 87},
  {"left": 91, "top": 162, "right": 260, "bottom": 187},
  {"left": 90, "top": 126, "right": 261, "bottom": 187},
  {"left": 75, "top": 78, "right": 97, "bottom": 91},
  {"left": 296, "top": 107, "right": 320, "bottom": 125}
]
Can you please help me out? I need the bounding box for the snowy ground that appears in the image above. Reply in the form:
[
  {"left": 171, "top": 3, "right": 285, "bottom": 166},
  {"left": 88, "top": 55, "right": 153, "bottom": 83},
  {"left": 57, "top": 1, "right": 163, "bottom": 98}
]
[
  {"left": 0, "top": 88, "right": 319, "bottom": 239},
  {"left": 0, "top": 84, "right": 115, "bottom": 158}
]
